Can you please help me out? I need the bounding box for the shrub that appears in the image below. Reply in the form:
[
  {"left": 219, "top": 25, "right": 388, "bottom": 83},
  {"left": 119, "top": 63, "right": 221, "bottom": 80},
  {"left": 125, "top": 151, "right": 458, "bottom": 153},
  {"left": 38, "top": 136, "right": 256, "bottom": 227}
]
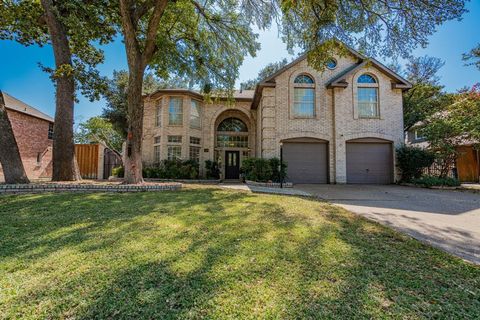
[
  {"left": 396, "top": 145, "right": 435, "bottom": 182},
  {"left": 205, "top": 160, "right": 220, "bottom": 179},
  {"left": 143, "top": 160, "right": 199, "bottom": 179},
  {"left": 241, "top": 157, "right": 287, "bottom": 182},
  {"left": 411, "top": 175, "right": 460, "bottom": 188},
  {"left": 111, "top": 166, "right": 124, "bottom": 178}
]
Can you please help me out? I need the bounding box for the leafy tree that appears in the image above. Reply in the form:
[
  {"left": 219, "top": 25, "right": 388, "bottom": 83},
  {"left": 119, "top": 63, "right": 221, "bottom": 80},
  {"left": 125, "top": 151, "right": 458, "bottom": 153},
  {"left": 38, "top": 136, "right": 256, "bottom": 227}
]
[
  {"left": 0, "top": 1, "right": 115, "bottom": 181},
  {"left": 75, "top": 117, "right": 124, "bottom": 155},
  {"left": 102, "top": 70, "right": 189, "bottom": 137},
  {"left": 242, "top": 58, "right": 289, "bottom": 90},
  {"left": 0, "top": 92, "right": 29, "bottom": 184},
  {"left": 463, "top": 44, "right": 480, "bottom": 70},
  {"left": 403, "top": 56, "right": 447, "bottom": 132}
]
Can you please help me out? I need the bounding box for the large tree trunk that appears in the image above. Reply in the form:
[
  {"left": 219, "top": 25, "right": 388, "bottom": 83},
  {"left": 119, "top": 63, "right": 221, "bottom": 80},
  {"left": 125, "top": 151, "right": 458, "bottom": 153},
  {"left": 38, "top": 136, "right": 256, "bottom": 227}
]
[
  {"left": 0, "top": 93, "right": 30, "bottom": 184},
  {"left": 41, "top": 0, "right": 79, "bottom": 181},
  {"left": 124, "top": 61, "right": 146, "bottom": 184}
]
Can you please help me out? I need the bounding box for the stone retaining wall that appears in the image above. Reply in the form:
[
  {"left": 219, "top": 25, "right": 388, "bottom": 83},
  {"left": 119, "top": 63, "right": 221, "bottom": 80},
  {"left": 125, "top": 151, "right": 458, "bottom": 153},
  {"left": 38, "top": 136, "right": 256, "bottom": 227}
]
[{"left": 0, "top": 183, "right": 182, "bottom": 194}]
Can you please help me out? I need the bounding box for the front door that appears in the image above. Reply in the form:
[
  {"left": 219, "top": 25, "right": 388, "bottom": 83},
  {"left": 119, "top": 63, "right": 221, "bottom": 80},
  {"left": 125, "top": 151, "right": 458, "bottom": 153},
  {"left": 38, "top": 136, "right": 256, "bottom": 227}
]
[{"left": 225, "top": 151, "right": 240, "bottom": 179}]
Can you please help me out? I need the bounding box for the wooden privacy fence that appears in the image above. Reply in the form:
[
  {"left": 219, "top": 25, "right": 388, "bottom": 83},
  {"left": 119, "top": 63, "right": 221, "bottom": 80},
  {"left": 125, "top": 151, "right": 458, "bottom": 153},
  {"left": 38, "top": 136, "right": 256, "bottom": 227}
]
[{"left": 75, "top": 144, "right": 100, "bottom": 179}]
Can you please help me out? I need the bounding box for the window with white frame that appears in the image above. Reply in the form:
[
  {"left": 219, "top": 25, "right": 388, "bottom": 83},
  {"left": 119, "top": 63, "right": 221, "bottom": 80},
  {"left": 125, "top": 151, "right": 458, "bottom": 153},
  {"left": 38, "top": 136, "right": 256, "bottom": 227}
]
[
  {"left": 190, "top": 136, "right": 201, "bottom": 145},
  {"left": 168, "top": 97, "right": 183, "bottom": 125},
  {"left": 167, "top": 135, "right": 182, "bottom": 143},
  {"left": 155, "top": 101, "right": 162, "bottom": 127},
  {"left": 190, "top": 100, "right": 201, "bottom": 128},
  {"left": 357, "top": 74, "right": 379, "bottom": 118},
  {"left": 414, "top": 129, "right": 425, "bottom": 140},
  {"left": 189, "top": 146, "right": 200, "bottom": 162},
  {"left": 167, "top": 145, "right": 181, "bottom": 160},
  {"left": 153, "top": 136, "right": 161, "bottom": 163},
  {"left": 293, "top": 75, "right": 315, "bottom": 118}
]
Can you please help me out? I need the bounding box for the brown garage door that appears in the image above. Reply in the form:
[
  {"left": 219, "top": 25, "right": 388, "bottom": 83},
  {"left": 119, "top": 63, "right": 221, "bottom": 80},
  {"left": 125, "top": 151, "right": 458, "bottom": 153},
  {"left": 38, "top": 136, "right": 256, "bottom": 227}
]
[
  {"left": 283, "top": 142, "right": 328, "bottom": 184},
  {"left": 346, "top": 141, "right": 393, "bottom": 184}
]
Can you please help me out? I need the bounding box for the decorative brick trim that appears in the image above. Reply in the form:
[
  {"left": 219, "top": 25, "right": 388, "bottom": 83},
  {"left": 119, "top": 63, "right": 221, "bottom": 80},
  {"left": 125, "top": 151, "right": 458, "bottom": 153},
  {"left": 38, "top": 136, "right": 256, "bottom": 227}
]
[
  {"left": 245, "top": 180, "right": 293, "bottom": 188},
  {"left": 0, "top": 183, "right": 182, "bottom": 194}
]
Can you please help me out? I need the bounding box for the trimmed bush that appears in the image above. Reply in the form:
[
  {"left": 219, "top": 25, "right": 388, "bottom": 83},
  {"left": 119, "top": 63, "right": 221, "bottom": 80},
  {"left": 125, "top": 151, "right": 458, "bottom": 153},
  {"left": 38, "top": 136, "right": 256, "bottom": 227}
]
[
  {"left": 241, "top": 157, "right": 287, "bottom": 183},
  {"left": 143, "top": 160, "right": 199, "bottom": 179},
  {"left": 205, "top": 160, "right": 220, "bottom": 179},
  {"left": 411, "top": 175, "right": 460, "bottom": 188},
  {"left": 396, "top": 145, "right": 435, "bottom": 182}
]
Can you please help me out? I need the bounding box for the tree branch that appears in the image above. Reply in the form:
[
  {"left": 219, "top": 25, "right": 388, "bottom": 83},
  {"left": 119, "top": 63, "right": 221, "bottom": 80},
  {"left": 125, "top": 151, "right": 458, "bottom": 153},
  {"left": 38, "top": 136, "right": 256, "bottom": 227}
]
[{"left": 143, "top": 0, "right": 168, "bottom": 65}]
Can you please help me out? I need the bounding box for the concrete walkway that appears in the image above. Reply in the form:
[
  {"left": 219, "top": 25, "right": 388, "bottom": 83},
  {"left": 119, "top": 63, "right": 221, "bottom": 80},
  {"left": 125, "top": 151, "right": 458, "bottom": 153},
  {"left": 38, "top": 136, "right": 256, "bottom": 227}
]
[
  {"left": 218, "top": 183, "right": 311, "bottom": 196},
  {"left": 295, "top": 184, "right": 480, "bottom": 265}
]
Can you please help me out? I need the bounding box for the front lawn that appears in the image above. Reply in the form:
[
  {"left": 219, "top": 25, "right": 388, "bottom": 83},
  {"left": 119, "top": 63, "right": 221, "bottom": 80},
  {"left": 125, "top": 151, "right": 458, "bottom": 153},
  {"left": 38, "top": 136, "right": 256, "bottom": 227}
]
[{"left": 0, "top": 188, "right": 478, "bottom": 319}]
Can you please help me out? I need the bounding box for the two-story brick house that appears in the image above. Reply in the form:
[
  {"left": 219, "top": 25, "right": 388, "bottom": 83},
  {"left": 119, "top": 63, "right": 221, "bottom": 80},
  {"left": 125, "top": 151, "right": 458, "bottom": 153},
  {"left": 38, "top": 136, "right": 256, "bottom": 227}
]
[
  {"left": 142, "top": 45, "right": 411, "bottom": 184},
  {"left": 0, "top": 91, "right": 53, "bottom": 182}
]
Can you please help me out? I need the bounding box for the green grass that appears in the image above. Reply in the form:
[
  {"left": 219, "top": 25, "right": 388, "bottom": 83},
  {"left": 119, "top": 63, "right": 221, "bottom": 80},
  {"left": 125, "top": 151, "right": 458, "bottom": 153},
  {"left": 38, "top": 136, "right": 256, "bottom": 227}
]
[{"left": 0, "top": 188, "right": 479, "bottom": 319}]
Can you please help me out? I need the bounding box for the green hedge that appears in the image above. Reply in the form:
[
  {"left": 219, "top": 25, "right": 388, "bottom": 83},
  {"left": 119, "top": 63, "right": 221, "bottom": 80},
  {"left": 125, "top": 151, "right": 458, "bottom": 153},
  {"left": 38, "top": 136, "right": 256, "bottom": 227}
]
[
  {"left": 205, "top": 160, "right": 220, "bottom": 179},
  {"left": 411, "top": 175, "right": 460, "bottom": 188},
  {"left": 241, "top": 157, "right": 287, "bottom": 183},
  {"left": 143, "top": 160, "right": 199, "bottom": 179},
  {"left": 396, "top": 145, "right": 435, "bottom": 182}
]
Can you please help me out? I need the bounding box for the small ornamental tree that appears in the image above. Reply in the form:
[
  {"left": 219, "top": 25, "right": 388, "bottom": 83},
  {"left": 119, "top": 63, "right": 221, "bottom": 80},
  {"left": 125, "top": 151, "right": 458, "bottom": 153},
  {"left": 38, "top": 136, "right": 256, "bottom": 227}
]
[{"left": 396, "top": 145, "right": 435, "bottom": 182}]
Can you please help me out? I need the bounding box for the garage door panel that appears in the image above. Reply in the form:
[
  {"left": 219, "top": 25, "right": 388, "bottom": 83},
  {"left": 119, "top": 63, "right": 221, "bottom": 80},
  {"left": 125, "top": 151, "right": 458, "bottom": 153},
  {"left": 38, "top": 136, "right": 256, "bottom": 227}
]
[
  {"left": 283, "top": 142, "right": 328, "bottom": 184},
  {"left": 346, "top": 143, "right": 393, "bottom": 184}
]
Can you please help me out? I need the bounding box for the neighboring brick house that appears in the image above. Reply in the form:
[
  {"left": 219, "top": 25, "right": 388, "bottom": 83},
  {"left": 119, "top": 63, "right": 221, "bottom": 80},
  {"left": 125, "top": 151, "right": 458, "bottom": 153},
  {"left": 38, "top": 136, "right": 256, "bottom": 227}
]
[
  {"left": 142, "top": 44, "right": 412, "bottom": 184},
  {"left": 0, "top": 92, "right": 53, "bottom": 182}
]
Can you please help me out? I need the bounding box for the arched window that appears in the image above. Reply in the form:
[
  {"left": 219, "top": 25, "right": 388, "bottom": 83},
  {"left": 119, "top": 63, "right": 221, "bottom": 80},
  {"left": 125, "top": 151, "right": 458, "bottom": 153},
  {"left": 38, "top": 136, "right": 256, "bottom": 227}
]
[
  {"left": 358, "top": 74, "right": 377, "bottom": 84},
  {"left": 216, "top": 118, "right": 248, "bottom": 148},
  {"left": 217, "top": 118, "right": 248, "bottom": 132},
  {"left": 294, "top": 74, "right": 314, "bottom": 84},
  {"left": 357, "top": 73, "right": 379, "bottom": 118},
  {"left": 293, "top": 74, "right": 315, "bottom": 118}
]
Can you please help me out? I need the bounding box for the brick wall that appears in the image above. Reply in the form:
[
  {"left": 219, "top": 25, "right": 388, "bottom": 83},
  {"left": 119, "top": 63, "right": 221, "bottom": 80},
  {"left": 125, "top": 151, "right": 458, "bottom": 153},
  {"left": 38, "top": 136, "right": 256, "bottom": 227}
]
[{"left": 0, "top": 109, "right": 53, "bottom": 182}]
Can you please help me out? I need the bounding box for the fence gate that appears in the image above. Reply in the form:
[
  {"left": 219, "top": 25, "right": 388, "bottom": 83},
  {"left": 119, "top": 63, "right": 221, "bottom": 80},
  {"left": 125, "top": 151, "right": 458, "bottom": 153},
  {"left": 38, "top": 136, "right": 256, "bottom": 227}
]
[
  {"left": 75, "top": 144, "right": 99, "bottom": 179},
  {"left": 103, "top": 148, "right": 122, "bottom": 179}
]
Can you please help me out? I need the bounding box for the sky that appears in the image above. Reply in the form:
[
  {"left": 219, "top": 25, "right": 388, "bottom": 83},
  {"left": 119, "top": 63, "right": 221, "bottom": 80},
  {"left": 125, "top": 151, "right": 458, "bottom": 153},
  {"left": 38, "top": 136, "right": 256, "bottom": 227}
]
[{"left": 0, "top": 1, "right": 479, "bottom": 124}]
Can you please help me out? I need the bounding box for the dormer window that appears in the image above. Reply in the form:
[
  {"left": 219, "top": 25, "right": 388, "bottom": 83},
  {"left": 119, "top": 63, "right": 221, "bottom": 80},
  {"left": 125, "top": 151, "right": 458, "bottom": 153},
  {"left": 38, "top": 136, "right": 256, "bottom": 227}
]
[{"left": 293, "top": 74, "right": 315, "bottom": 118}]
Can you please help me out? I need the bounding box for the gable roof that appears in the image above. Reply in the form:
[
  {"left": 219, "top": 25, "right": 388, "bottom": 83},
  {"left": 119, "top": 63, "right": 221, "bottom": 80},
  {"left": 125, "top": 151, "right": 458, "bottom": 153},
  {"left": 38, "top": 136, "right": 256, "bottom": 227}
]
[
  {"left": 146, "top": 88, "right": 254, "bottom": 102},
  {"left": 0, "top": 91, "right": 54, "bottom": 122},
  {"left": 251, "top": 41, "right": 412, "bottom": 109}
]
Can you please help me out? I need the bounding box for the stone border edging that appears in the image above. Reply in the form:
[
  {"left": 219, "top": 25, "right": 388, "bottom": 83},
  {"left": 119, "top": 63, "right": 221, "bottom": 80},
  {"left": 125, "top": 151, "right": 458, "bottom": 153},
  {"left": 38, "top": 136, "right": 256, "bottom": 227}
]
[
  {"left": 0, "top": 183, "right": 182, "bottom": 194},
  {"left": 145, "top": 178, "right": 221, "bottom": 184},
  {"left": 245, "top": 180, "right": 293, "bottom": 188}
]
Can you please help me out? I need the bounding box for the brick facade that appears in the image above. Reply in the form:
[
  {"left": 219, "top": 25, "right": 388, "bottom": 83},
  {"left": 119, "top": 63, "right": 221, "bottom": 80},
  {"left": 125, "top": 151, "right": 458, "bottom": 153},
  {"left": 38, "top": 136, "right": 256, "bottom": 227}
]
[
  {"left": 0, "top": 109, "right": 53, "bottom": 182},
  {"left": 141, "top": 49, "right": 407, "bottom": 183}
]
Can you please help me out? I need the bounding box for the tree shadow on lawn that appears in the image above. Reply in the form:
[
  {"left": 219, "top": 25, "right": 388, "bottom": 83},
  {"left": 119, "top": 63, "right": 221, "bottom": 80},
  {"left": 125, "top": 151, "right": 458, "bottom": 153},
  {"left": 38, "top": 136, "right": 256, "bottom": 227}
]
[{"left": 1, "top": 191, "right": 479, "bottom": 319}]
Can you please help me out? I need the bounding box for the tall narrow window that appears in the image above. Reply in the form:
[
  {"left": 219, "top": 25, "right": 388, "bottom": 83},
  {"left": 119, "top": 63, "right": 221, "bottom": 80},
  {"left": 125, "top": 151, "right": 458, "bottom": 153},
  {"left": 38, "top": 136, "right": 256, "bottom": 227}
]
[
  {"left": 155, "top": 101, "right": 162, "bottom": 127},
  {"left": 189, "top": 146, "right": 200, "bottom": 162},
  {"left": 168, "top": 97, "right": 183, "bottom": 125},
  {"left": 293, "top": 75, "right": 315, "bottom": 118},
  {"left": 357, "top": 74, "right": 379, "bottom": 118},
  {"left": 153, "top": 136, "right": 161, "bottom": 163},
  {"left": 167, "top": 145, "right": 182, "bottom": 160},
  {"left": 190, "top": 100, "right": 201, "bottom": 128},
  {"left": 48, "top": 123, "right": 54, "bottom": 140}
]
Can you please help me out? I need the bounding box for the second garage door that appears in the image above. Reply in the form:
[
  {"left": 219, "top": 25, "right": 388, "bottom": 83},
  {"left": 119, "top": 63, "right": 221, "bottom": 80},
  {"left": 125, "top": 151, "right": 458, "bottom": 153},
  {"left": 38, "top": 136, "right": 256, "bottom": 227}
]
[
  {"left": 346, "top": 140, "right": 393, "bottom": 184},
  {"left": 283, "top": 141, "right": 328, "bottom": 184}
]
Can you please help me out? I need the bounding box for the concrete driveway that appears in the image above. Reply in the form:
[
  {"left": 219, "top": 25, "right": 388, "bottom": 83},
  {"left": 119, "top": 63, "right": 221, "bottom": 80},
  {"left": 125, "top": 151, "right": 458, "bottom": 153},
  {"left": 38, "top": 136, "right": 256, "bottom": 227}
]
[{"left": 295, "top": 184, "right": 480, "bottom": 264}]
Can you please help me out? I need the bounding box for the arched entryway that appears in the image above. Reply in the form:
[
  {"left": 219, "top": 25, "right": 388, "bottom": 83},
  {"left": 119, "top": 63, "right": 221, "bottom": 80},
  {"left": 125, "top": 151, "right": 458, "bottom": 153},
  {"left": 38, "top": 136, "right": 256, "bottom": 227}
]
[{"left": 214, "top": 113, "right": 252, "bottom": 180}]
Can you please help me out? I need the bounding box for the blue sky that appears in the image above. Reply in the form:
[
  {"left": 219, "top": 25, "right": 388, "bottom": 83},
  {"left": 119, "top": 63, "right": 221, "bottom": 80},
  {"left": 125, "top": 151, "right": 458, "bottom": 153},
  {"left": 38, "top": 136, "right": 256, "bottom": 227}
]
[{"left": 0, "top": 1, "right": 479, "bottom": 123}]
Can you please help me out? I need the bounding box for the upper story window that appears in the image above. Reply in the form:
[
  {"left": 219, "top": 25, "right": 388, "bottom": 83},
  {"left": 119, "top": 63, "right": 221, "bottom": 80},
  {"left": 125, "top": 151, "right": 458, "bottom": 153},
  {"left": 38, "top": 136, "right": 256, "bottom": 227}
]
[
  {"left": 357, "top": 73, "right": 379, "bottom": 118},
  {"left": 48, "top": 123, "right": 54, "bottom": 140},
  {"left": 294, "top": 74, "right": 315, "bottom": 84},
  {"left": 190, "top": 137, "right": 201, "bottom": 145},
  {"left": 293, "top": 74, "right": 315, "bottom": 118},
  {"left": 155, "top": 100, "right": 162, "bottom": 127},
  {"left": 168, "top": 97, "right": 183, "bottom": 125},
  {"left": 217, "top": 118, "right": 247, "bottom": 132},
  {"left": 326, "top": 58, "right": 337, "bottom": 70},
  {"left": 190, "top": 100, "right": 201, "bottom": 129},
  {"left": 167, "top": 135, "right": 182, "bottom": 143}
]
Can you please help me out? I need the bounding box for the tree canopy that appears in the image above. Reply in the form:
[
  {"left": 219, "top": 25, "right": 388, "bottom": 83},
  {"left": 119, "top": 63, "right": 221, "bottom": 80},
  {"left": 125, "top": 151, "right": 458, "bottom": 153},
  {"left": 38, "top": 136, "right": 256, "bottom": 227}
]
[
  {"left": 242, "top": 58, "right": 290, "bottom": 90},
  {"left": 463, "top": 44, "right": 480, "bottom": 70},
  {"left": 75, "top": 116, "right": 124, "bottom": 154}
]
